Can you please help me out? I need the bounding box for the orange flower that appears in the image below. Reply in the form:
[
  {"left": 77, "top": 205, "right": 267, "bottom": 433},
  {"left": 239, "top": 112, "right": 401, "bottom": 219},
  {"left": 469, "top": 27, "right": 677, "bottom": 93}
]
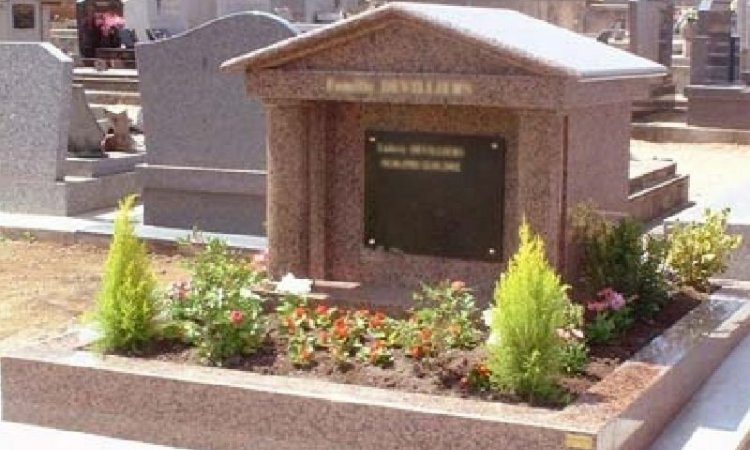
[
  {"left": 371, "top": 339, "right": 384, "bottom": 350},
  {"left": 318, "top": 330, "right": 329, "bottom": 344},
  {"left": 356, "top": 309, "right": 370, "bottom": 318},
  {"left": 301, "top": 347, "right": 313, "bottom": 361},
  {"left": 450, "top": 280, "right": 466, "bottom": 292},
  {"left": 369, "top": 312, "right": 386, "bottom": 328},
  {"left": 476, "top": 363, "right": 490, "bottom": 377},
  {"left": 293, "top": 307, "right": 306, "bottom": 318},
  {"left": 410, "top": 345, "right": 423, "bottom": 359},
  {"left": 315, "top": 304, "right": 329, "bottom": 316},
  {"left": 283, "top": 317, "right": 295, "bottom": 330},
  {"left": 333, "top": 318, "right": 349, "bottom": 339},
  {"left": 419, "top": 328, "right": 432, "bottom": 342}
]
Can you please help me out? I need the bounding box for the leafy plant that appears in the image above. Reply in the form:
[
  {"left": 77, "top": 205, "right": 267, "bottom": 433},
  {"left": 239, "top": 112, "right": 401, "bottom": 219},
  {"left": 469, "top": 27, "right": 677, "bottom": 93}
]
[
  {"left": 486, "top": 220, "right": 569, "bottom": 402},
  {"left": 168, "top": 239, "right": 267, "bottom": 365},
  {"left": 572, "top": 205, "right": 668, "bottom": 320},
  {"left": 666, "top": 208, "right": 742, "bottom": 291},
  {"left": 558, "top": 303, "right": 588, "bottom": 375},
  {"left": 92, "top": 195, "right": 158, "bottom": 352},
  {"left": 393, "top": 280, "right": 480, "bottom": 359}
]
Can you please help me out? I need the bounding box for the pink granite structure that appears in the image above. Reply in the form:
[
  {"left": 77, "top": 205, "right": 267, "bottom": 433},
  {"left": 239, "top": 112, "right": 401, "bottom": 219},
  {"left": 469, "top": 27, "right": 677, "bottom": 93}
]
[{"left": 222, "top": 2, "right": 666, "bottom": 299}]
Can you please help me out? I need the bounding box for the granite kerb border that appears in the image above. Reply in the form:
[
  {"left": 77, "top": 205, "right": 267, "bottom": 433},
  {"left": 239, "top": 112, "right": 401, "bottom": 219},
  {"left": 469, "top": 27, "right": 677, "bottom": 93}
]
[{"left": 2, "top": 289, "right": 749, "bottom": 450}]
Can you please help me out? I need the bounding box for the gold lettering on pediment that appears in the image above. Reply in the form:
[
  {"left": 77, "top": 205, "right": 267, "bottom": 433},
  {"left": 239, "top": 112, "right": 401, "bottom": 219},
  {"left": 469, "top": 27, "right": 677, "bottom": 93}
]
[{"left": 326, "top": 77, "right": 473, "bottom": 97}]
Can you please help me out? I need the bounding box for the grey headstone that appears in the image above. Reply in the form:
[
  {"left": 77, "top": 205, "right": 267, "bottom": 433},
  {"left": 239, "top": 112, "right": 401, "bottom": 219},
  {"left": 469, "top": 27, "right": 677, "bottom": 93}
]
[
  {"left": 0, "top": 43, "right": 72, "bottom": 213},
  {"left": 68, "top": 84, "right": 105, "bottom": 157},
  {"left": 136, "top": 12, "right": 297, "bottom": 235}
]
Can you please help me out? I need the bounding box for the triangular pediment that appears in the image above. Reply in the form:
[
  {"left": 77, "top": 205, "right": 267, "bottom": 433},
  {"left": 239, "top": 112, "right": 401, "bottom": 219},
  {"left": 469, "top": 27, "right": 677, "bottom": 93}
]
[
  {"left": 223, "top": 2, "right": 665, "bottom": 80},
  {"left": 280, "top": 21, "right": 537, "bottom": 77}
]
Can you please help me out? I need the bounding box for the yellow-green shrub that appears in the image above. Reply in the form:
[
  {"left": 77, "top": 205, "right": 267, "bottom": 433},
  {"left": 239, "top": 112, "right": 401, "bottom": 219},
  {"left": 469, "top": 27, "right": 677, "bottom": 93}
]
[
  {"left": 486, "top": 220, "right": 569, "bottom": 402},
  {"left": 92, "top": 195, "right": 158, "bottom": 352},
  {"left": 666, "top": 208, "right": 742, "bottom": 291}
]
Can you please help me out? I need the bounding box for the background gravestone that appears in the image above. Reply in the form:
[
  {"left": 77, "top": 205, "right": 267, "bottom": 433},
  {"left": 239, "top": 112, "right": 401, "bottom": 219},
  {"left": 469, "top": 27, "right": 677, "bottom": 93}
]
[
  {"left": 0, "top": 42, "right": 71, "bottom": 214},
  {"left": 136, "top": 12, "right": 297, "bottom": 235}
]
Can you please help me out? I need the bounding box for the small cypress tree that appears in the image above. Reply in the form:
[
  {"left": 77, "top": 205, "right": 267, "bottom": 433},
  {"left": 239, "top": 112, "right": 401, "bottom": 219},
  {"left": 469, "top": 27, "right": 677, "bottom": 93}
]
[
  {"left": 93, "top": 195, "right": 157, "bottom": 352},
  {"left": 487, "top": 220, "right": 569, "bottom": 402}
]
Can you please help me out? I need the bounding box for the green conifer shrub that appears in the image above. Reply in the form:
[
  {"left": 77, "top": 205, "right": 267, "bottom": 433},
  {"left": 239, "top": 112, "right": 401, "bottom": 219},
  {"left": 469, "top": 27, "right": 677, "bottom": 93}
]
[
  {"left": 92, "top": 195, "right": 158, "bottom": 352},
  {"left": 486, "top": 220, "right": 570, "bottom": 402}
]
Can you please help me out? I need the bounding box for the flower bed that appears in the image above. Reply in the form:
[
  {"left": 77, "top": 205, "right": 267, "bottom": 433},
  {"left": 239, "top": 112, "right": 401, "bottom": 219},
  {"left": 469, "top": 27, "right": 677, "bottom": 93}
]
[{"left": 2, "top": 285, "right": 748, "bottom": 450}]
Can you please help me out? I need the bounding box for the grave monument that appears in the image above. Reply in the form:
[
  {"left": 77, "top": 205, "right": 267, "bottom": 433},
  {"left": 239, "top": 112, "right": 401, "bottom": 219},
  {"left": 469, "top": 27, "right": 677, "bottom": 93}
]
[
  {"left": 0, "top": 42, "right": 142, "bottom": 215},
  {"left": 223, "top": 2, "right": 666, "bottom": 301},
  {"left": 685, "top": 0, "right": 750, "bottom": 130},
  {"left": 136, "top": 12, "right": 297, "bottom": 235},
  {"left": 0, "top": 0, "right": 61, "bottom": 41}
]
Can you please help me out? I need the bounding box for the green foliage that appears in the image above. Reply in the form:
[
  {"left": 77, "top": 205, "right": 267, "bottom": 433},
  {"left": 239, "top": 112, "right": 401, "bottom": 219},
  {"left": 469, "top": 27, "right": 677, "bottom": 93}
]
[
  {"left": 92, "top": 195, "right": 158, "bottom": 352},
  {"left": 560, "top": 341, "right": 589, "bottom": 375},
  {"left": 392, "top": 280, "right": 480, "bottom": 359},
  {"left": 486, "top": 220, "right": 569, "bottom": 402},
  {"left": 558, "top": 303, "right": 588, "bottom": 375},
  {"left": 167, "top": 239, "right": 267, "bottom": 365},
  {"left": 666, "top": 208, "right": 742, "bottom": 291},
  {"left": 572, "top": 205, "right": 668, "bottom": 320}
]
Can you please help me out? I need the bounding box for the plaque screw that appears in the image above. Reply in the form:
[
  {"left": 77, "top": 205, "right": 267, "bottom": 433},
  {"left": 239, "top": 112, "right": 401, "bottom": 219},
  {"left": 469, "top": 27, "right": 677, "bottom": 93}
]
[
  {"left": 368, "top": 238, "right": 376, "bottom": 245},
  {"left": 491, "top": 142, "right": 499, "bottom": 149},
  {"left": 488, "top": 248, "right": 497, "bottom": 256}
]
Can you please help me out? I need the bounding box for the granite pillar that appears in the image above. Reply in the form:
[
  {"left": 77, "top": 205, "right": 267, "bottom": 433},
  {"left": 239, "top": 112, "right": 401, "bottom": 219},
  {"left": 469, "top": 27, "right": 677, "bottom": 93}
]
[{"left": 265, "top": 100, "right": 311, "bottom": 278}]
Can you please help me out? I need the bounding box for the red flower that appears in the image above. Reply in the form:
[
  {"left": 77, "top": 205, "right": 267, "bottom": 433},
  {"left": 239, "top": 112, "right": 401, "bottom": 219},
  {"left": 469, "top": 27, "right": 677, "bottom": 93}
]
[
  {"left": 315, "top": 304, "right": 329, "bottom": 316},
  {"left": 450, "top": 280, "right": 466, "bottom": 292},
  {"left": 228, "top": 310, "right": 244, "bottom": 325}
]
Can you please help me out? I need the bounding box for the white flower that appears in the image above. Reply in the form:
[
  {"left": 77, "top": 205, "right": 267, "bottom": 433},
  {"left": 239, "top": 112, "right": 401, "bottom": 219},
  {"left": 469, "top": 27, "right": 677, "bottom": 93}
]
[
  {"left": 275, "top": 273, "right": 313, "bottom": 295},
  {"left": 487, "top": 332, "right": 500, "bottom": 346},
  {"left": 482, "top": 308, "right": 493, "bottom": 327},
  {"left": 239, "top": 287, "right": 257, "bottom": 299}
]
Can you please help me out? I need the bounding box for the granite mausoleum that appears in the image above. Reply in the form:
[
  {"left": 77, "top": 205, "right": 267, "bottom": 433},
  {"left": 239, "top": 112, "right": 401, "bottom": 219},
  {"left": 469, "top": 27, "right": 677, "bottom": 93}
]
[{"left": 224, "top": 2, "right": 666, "bottom": 301}]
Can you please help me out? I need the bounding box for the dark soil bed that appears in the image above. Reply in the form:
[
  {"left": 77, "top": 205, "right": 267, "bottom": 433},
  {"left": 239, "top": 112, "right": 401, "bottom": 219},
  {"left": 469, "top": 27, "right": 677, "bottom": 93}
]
[{"left": 128, "top": 289, "right": 704, "bottom": 408}]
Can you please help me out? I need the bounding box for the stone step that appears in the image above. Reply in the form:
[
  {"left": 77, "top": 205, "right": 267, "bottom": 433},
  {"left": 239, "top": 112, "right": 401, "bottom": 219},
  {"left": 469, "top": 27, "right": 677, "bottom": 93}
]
[
  {"left": 65, "top": 152, "right": 146, "bottom": 178},
  {"left": 629, "top": 159, "right": 678, "bottom": 194},
  {"left": 628, "top": 174, "right": 690, "bottom": 223},
  {"left": 632, "top": 121, "right": 750, "bottom": 145},
  {"left": 73, "top": 76, "right": 139, "bottom": 93},
  {"left": 84, "top": 90, "right": 140, "bottom": 106}
]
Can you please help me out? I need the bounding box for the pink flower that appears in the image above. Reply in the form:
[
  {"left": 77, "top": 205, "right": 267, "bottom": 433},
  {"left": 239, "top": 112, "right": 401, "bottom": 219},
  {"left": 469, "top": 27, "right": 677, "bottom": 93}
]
[
  {"left": 229, "top": 310, "right": 245, "bottom": 325},
  {"left": 450, "top": 280, "right": 466, "bottom": 292},
  {"left": 587, "top": 301, "right": 609, "bottom": 313},
  {"left": 607, "top": 291, "right": 626, "bottom": 311},
  {"left": 556, "top": 328, "right": 571, "bottom": 340},
  {"left": 169, "top": 280, "right": 191, "bottom": 301},
  {"left": 251, "top": 251, "right": 268, "bottom": 270}
]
